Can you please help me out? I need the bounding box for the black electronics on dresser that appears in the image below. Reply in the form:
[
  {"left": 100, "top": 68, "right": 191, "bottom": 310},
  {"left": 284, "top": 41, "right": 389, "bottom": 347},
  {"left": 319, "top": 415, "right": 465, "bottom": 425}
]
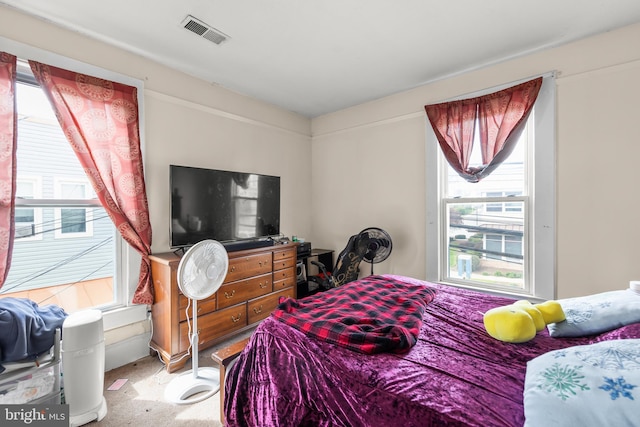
[{"left": 296, "top": 242, "right": 311, "bottom": 258}]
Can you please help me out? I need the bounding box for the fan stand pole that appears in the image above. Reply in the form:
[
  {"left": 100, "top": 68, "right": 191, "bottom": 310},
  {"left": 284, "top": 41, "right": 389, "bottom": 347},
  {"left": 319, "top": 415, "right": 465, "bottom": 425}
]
[
  {"left": 164, "top": 298, "right": 221, "bottom": 405},
  {"left": 191, "top": 299, "right": 200, "bottom": 377}
]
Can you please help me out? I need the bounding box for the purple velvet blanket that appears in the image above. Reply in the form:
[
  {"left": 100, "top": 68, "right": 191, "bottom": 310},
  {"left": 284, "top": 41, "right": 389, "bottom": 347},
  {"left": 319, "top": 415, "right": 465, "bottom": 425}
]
[{"left": 224, "top": 275, "right": 640, "bottom": 427}]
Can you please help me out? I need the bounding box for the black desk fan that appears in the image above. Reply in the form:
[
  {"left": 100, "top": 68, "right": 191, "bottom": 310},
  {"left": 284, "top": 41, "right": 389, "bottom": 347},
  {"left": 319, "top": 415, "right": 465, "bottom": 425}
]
[
  {"left": 164, "top": 240, "right": 228, "bottom": 405},
  {"left": 309, "top": 227, "right": 393, "bottom": 290},
  {"left": 359, "top": 227, "right": 393, "bottom": 275}
]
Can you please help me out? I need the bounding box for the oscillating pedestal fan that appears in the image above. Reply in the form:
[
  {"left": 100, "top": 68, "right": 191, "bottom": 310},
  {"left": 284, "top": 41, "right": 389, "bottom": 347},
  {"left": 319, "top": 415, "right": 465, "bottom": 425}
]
[
  {"left": 359, "top": 227, "right": 393, "bottom": 275},
  {"left": 164, "top": 240, "right": 229, "bottom": 405}
]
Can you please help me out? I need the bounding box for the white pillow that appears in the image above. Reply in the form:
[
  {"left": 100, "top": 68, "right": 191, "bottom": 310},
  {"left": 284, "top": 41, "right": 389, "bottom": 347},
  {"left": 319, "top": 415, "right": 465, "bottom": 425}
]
[
  {"left": 547, "top": 289, "right": 640, "bottom": 338},
  {"left": 524, "top": 339, "right": 640, "bottom": 427}
]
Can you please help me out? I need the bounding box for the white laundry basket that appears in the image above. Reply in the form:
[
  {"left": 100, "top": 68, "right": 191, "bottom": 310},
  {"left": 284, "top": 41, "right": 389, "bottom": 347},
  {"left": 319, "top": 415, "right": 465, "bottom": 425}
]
[{"left": 62, "top": 309, "right": 108, "bottom": 426}]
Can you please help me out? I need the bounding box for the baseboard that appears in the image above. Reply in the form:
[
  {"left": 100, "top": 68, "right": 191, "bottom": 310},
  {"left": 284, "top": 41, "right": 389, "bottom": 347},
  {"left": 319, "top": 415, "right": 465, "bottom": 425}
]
[{"left": 105, "top": 330, "right": 152, "bottom": 371}]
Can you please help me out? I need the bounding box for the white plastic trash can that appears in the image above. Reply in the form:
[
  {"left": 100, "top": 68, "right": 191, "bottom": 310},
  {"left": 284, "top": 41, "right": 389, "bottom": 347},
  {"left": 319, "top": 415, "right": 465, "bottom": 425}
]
[{"left": 62, "top": 309, "right": 108, "bottom": 426}]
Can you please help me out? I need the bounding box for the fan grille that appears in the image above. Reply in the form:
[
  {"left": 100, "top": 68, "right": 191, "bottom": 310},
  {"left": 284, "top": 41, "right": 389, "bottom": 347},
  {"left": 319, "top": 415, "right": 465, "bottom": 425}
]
[
  {"left": 359, "top": 227, "right": 392, "bottom": 264},
  {"left": 177, "top": 240, "right": 229, "bottom": 300}
]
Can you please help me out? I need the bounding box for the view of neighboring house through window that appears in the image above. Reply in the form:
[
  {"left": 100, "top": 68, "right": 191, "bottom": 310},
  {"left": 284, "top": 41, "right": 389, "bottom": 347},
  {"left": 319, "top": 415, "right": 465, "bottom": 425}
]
[
  {"left": 444, "top": 130, "right": 527, "bottom": 291},
  {"left": 0, "top": 73, "right": 116, "bottom": 313}
]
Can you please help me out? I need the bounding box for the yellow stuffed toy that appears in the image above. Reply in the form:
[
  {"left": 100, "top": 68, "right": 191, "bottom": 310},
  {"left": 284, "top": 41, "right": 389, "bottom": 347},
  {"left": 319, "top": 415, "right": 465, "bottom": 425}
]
[{"left": 483, "top": 300, "right": 565, "bottom": 343}]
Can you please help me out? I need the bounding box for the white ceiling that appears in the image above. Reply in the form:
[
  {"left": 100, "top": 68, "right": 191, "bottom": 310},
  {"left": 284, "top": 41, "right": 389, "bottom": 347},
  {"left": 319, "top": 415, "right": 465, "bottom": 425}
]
[{"left": 2, "top": 0, "right": 640, "bottom": 118}]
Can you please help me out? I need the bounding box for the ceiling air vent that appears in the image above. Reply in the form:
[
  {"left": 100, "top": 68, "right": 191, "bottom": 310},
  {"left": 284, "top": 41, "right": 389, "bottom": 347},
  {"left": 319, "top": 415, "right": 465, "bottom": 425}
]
[{"left": 181, "top": 15, "right": 229, "bottom": 45}]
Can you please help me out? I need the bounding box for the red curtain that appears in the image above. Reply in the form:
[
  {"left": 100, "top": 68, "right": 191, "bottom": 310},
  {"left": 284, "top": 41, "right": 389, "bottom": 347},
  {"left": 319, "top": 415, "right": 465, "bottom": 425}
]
[
  {"left": 425, "top": 77, "right": 542, "bottom": 183},
  {"left": 29, "top": 61, "right": 154, "bottom": 305},
  {"left": 0, "top": 53, "right": 17, "bottom": 289}
]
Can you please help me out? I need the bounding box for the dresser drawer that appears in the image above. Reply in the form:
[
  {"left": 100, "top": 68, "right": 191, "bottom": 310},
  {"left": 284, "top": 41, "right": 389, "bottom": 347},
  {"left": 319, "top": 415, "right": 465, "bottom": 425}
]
[
  {"left": 217, "top": 273, "right": 272, "bottom": 309},
  {"left": 179, "top": 303, "right": 247, "bottom": 352},
  {"left": 273, "top": 265, "right": 295, "bottom": 282},
  {"left": 178, "top": 294, "right": 217, "bottom": 322},
  {"left": 248, "top": 288, "right": 295, "bottom": 324},
  {"left": 273, "top": 256, "right": 296, "bottom": 271},
  {"left": 225, "top": 252, "right": 272, "bottom": 283},
  {"left": 274, "top": 274, "right": 296, "bottom": 291},
  {"left": 273, "top": 246, "right": 295, "bottom": 262}
]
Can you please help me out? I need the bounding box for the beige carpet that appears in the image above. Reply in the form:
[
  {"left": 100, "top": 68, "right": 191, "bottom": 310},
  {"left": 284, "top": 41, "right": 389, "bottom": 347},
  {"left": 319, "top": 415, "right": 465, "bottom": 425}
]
[{"left": 87, "top": 331, "right": 253, "bottom": 427}]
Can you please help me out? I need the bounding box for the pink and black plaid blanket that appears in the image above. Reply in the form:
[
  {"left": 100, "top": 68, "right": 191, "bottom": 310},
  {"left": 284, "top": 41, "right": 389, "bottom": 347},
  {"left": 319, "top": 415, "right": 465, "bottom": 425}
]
[{"left": 272, "top": 275, "right": 436, "bottom": 354}]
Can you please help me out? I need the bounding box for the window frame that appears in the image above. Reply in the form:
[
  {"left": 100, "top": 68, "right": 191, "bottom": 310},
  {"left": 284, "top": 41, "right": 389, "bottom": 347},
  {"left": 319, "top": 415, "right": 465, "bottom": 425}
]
[
  {"left": 426, "top": 74, "right": 556, "bottom": 300},
  {"left": 4, "top": 36, "right": 147, "bottom": 329}
]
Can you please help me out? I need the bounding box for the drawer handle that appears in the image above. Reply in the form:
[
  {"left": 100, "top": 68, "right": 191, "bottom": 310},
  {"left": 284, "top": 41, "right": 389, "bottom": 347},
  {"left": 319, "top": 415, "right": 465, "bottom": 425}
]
[
  {"left": 231, "top": 313, "right": 242, "bottom": 323},
  {"left": 224, "top": 290, "right": 236, "bottom": 299},
  {"left": 253, "top": 305, "right": 263, "bottom": 314},
  {"left": 230, "top": 266, "right": 236, "bottom": 272},
  {"left": 259, "top": 282, "right": 267, "bottom": 288}
]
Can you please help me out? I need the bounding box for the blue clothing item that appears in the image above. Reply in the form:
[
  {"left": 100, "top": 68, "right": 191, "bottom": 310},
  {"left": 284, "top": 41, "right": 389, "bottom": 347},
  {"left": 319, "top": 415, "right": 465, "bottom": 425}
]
[{"left": 0, "top": 298, "right": 67, "bottom": 372}]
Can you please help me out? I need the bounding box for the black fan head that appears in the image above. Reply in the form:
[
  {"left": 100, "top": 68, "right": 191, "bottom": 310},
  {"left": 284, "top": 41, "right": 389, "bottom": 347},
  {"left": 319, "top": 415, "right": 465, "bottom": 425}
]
[{"left": 358, "top": 227, "right": 392, "bottom": 264}]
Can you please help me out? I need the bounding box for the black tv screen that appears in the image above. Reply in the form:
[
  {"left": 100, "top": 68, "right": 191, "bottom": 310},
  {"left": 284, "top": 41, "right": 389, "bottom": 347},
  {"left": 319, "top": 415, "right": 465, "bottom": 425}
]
[{"left": 170, "top": 165, "right": 280, "bottom": 248}]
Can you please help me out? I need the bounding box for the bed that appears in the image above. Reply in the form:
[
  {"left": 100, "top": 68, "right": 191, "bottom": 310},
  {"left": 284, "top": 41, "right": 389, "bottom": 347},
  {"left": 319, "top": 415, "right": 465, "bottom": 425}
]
[{"left": 224, "top": 274, "right": 640, "bottom": 426}]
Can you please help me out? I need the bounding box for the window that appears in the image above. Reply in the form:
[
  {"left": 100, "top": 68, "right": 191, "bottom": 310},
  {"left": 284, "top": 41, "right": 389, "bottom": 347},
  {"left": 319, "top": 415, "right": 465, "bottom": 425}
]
[
  {"left": 426, "top": 75, "right": 555, "bottom": 299},
  {"left": 54, "top": 179, "right": 95, "bottom": 238},
  {"left": 234, "top": 174, "right": 259, "bottom": 239},
  {"left": 485, "top": 191, "right": 522, "bottom": 213},
  {"left": 485, "top": 192, "right": 503, "bottom": 212},
  {"left": 15, "top": 177, "right": 42, "bottom": 240},
  {"left": 3, "top": 77, "right": 116, "bottom": 312},
  {"left": 0, "top": 52, "right": 146, "bottom": 326}
]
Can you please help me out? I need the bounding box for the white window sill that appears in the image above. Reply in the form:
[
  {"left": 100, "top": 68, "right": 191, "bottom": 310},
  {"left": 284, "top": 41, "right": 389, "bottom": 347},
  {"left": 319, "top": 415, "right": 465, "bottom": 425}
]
[
  {"left": 437, "top": 280, "right": 546, "bottom": 303},
  {"left": 102, "top": 304, "right": 149, "bottom": 331}
]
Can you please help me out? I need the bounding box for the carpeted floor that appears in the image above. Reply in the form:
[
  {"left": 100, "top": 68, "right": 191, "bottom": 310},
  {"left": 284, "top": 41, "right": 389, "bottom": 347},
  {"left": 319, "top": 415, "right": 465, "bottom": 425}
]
[{"left": 87, "top": 331, "right": 253, "bottom": 426}]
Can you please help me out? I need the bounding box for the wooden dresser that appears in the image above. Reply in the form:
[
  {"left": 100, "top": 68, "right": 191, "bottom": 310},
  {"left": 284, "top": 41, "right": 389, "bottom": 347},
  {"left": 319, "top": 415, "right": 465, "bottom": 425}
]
[{"left": 149, "top": 243, "right": 296, "bottom": 372}]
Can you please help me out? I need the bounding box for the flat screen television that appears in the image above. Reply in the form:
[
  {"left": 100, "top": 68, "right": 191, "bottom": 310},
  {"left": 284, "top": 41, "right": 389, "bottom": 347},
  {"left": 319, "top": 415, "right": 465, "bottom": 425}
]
[{"left": 170, "top": 165, "right": 280, "bottom": 249}]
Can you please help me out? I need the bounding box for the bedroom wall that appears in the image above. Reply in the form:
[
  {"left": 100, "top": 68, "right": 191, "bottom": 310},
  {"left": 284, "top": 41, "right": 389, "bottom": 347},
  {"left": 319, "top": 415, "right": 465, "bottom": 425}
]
[
  {"left": 0, "top": 5, "right": 312, "bottom": 369},
  {"left": 310, "top": 22, "right": 640, "bottom": 300}
]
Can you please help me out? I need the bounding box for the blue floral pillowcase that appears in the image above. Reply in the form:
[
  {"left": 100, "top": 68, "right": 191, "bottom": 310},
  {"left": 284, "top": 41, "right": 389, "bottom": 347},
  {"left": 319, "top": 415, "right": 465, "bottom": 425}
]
[
  {"left": 523, "top": 339, "right": 640, "bottom": 426},
  {"left": 547, "top": 289, "right": 640, "bottom": 338}
]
